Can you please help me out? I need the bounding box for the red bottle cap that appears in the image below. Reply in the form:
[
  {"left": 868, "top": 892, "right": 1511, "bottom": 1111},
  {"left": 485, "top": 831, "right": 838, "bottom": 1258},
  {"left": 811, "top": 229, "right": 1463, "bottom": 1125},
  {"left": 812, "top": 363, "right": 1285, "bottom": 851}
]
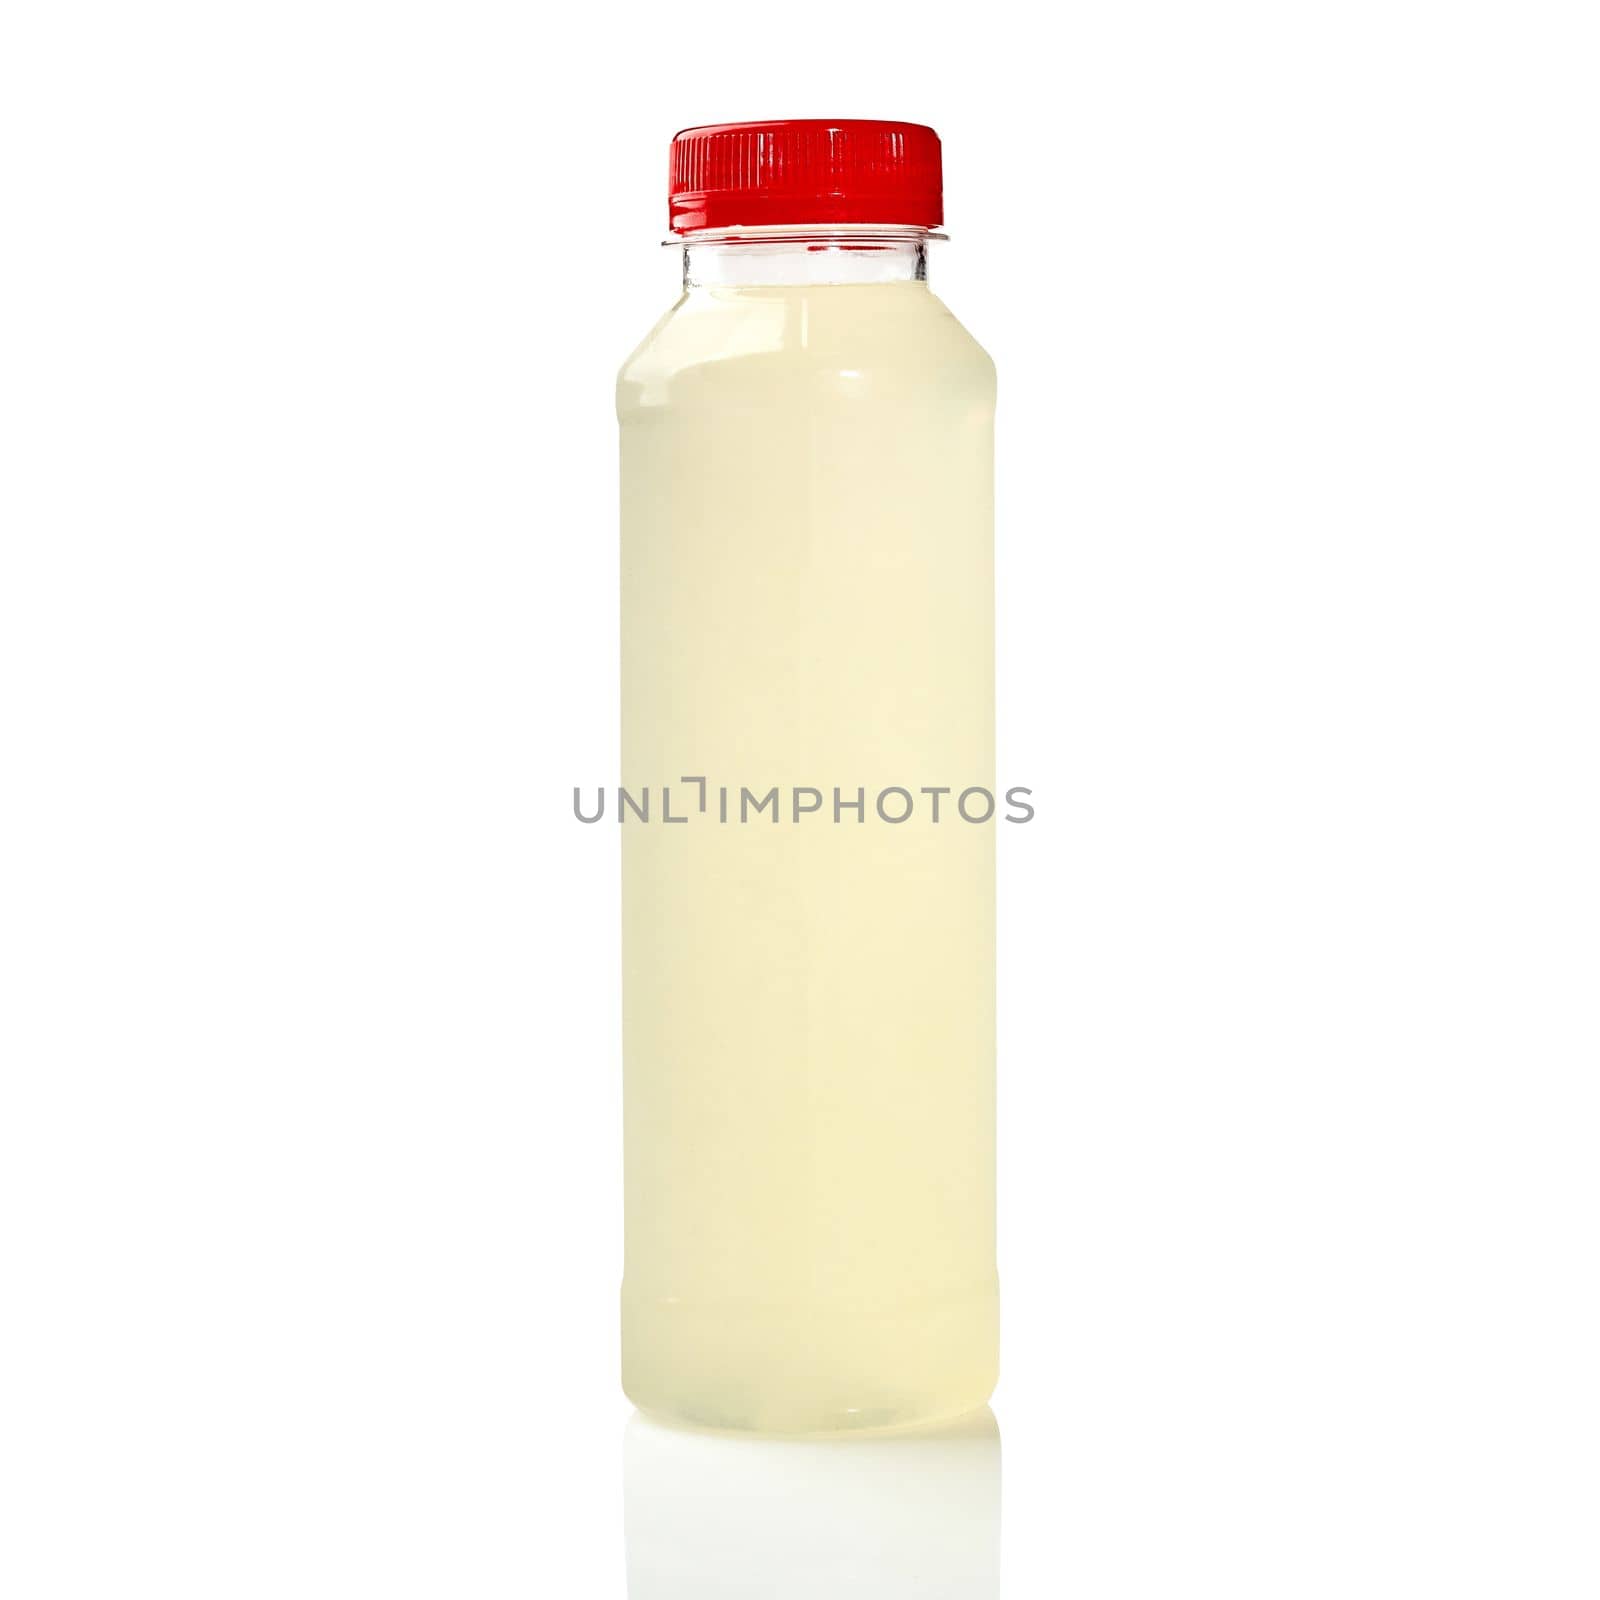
[{"left": 668, "top": 120, "right": 943, "bottom": 234}]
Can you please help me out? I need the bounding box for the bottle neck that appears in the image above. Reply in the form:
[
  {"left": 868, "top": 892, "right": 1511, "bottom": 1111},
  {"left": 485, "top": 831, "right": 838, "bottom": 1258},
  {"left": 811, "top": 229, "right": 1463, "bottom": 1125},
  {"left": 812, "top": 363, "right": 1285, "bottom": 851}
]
[{"left": 678, "top": 226, "right": 936, "bottom": 289}]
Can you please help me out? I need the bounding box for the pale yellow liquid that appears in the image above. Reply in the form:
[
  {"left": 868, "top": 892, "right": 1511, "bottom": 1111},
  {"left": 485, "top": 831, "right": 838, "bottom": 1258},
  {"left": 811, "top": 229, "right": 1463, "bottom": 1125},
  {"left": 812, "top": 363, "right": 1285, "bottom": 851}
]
[{"left": 619, "top": 274, "right": 996, "bottom": 1434}]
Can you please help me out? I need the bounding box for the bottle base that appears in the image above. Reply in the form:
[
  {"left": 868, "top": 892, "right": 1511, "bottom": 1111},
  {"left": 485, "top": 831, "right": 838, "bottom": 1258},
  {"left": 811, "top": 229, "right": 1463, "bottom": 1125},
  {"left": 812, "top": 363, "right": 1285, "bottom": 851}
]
[{"left": 621, "top": 1279, "right": 998, "bottom": 1438}]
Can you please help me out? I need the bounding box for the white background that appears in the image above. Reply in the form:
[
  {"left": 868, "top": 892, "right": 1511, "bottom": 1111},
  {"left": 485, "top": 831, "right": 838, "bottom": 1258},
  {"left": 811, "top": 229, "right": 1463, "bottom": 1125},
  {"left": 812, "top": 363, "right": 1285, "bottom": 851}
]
[{"left": 2, "top": 2, "right": 1596, "bottom": 1595}]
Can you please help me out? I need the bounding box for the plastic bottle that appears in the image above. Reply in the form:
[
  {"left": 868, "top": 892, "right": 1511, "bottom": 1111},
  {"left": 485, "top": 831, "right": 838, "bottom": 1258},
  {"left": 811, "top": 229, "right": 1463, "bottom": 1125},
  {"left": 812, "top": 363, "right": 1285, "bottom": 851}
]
[{"left": 618, "top": 120, "right": 996, "bottom": 1433}]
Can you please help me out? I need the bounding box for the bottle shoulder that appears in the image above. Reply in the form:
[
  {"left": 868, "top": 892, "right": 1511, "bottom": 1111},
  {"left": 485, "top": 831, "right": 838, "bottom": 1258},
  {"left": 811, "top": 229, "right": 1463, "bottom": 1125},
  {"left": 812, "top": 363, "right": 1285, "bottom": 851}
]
[{"left": 617, "top": 284, "right": 994, "bottom": 416}]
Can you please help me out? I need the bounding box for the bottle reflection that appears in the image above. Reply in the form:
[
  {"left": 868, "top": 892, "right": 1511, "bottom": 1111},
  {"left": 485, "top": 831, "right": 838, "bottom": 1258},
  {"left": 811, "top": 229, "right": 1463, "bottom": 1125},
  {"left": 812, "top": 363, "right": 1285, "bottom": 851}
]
[{"left": 624, "top": 1408, "right": 1000, "bottom": 1598}]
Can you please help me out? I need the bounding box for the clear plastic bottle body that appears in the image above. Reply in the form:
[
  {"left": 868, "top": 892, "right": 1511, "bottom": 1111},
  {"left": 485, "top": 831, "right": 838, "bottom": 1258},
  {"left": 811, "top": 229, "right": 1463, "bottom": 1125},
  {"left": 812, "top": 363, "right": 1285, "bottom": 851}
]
[{"left": 618, "top": 229, "right": 996, "bottom": 1434}]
